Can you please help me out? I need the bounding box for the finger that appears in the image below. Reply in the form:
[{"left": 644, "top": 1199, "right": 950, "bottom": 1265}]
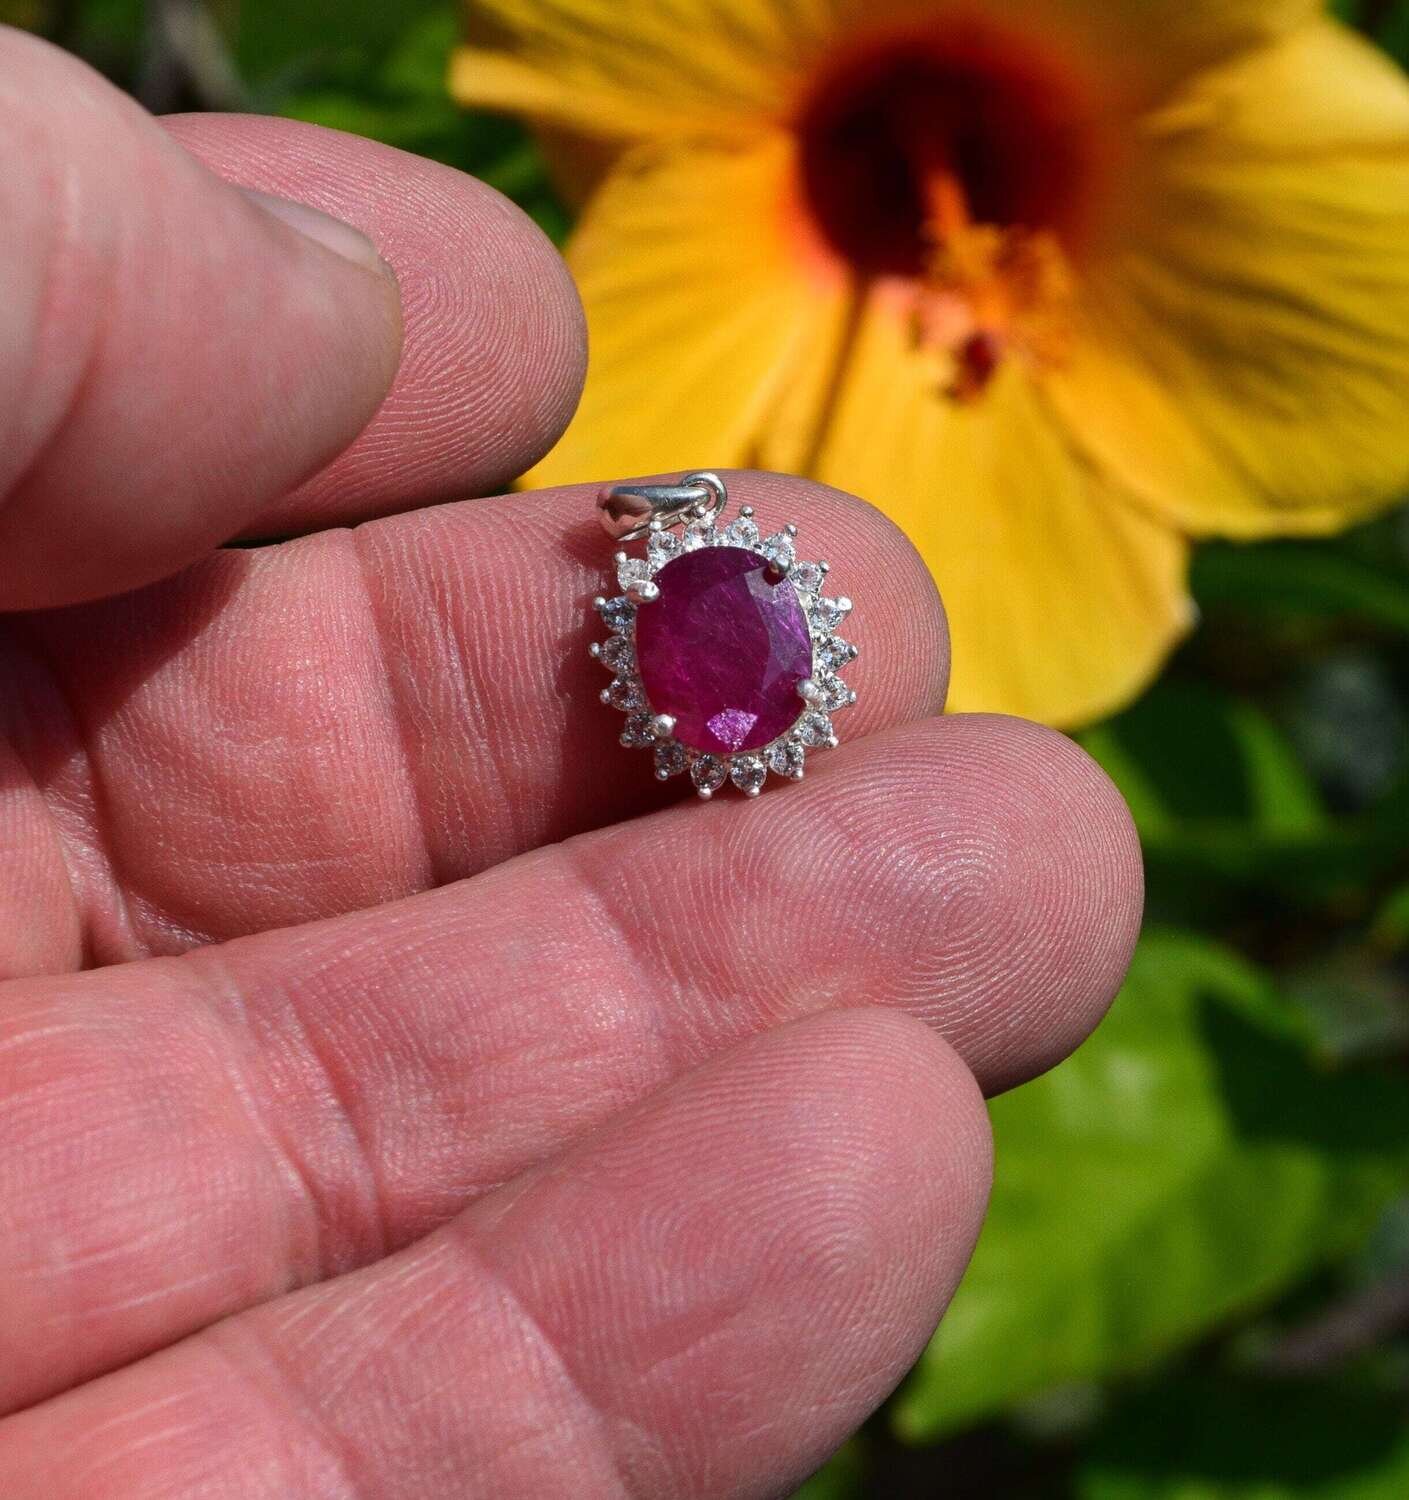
[
  {"left": 0, "top": 714, "right": 1137, "bottom": 1410},
  {"left": 0, "top": 1009, "right": 991, "bottom": 1500},
  {"left": 163, "top": 111, "right": 587, "bottom": 534},
  {"left": 2, "top": 474, "right": 947, "bottom": 972},
  {"left": 0, "top": 29, "right": 402, "bottom": 609}
]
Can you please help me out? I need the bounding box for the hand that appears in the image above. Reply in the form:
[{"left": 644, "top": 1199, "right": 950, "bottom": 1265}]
[{"left": 0, "top": 29, "right": 1142, "bottom": 1499}]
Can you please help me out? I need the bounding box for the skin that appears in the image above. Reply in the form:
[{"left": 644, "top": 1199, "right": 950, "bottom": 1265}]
[{"left": 0, "top": 27, "right": 1144, "bottom": 1500}]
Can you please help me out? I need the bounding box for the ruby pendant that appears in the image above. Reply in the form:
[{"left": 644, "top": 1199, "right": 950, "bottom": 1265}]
[{"left": 591, "top": 472, "right": 857, "bottom": 798}]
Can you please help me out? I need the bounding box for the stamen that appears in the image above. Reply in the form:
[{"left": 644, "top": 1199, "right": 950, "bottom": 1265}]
[{"left": 914, "top": 213, "right": 1076, "bottom": 401}]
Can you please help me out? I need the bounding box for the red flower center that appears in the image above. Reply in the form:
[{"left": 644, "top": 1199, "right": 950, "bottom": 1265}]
[
  {"left": 794, "top": 23, "right": 1110, "bottom": 397},
  {"left": 796, "top": 23, "right": 1102, "bottom": 277}
]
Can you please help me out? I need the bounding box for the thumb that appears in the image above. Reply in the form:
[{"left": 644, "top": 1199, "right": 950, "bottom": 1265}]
[{"left": 0, "top": 27, "right": 403, "bottom": 609}]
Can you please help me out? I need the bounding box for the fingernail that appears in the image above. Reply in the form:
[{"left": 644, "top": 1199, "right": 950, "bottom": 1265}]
[{"left": 240, "top": 188, "right": 392, "bottom": 278}]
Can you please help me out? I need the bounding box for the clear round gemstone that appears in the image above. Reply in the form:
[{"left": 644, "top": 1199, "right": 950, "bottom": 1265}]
[
  {"left": 648, "top": 530, "right": 682, "bottom": 567},
  {"left": 811, "top": 596, "right": 850, "bottom": 631},
  {"left": 798, "top": 711, "right": 834, "bottom": 747},
  {"left": 761, "top": 531, "right": 797, "bottom": 570},
  {"left": 730, "top": 756, "right": 767, "bottom": 795},
  {"left": 597, "top": 596, "right": 636, "bottom": 633},
  {"left": 654, "top": 742, "right": 688, "bottom": 779},
  {"left": 816, "top": 636, "right": 856, "bottom": 672},
  {"left": 600, "top": 635, "right": 634, "bottom": 672},
  {"left": 607, "top": 676, "right": 645, "bottom": 712},
  {"left": 790, "top": 561, "right": 824, "bottom": 595},
  {"left": 722, "top": 516, "right": 761, "bottom": 548},
  {"left": 620, "top": 714, "right": 656, "bottom": 748},
  {"left": 691, "top": 755, "right": 727, "bottom": 794},
  {"left": 769, "top": 740, "right": 805, "bottom": 779},
  {"left": 617, "top": 556, "right": 652, "bottom": 590}
]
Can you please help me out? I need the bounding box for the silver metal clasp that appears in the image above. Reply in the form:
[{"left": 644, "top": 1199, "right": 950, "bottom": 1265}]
[{"left": 596, "top": 471, "right": 728, "bottom": 543}]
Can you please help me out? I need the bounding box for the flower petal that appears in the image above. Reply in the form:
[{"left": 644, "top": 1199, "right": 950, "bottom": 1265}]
[
  {"left": 454, "top": 0, "right": 837, "bottom": 140},
  {"left": 524, "top": 132, "right": 847, "bottom": 487},
  {"left": 816, "top": 285, "right": 1191, "bottom": 727},
  {"left": 453, "top": 0, "right": 1318, "bottom": 143},
  {"left": 1063, "top": 0, "right": 1319, "bottom": 86},
  {"left": 1048, "top": 21, "right": 1409, "bottom": 538}
]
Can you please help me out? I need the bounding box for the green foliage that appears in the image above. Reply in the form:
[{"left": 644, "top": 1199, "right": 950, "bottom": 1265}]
[
  {"left": 1082, "top": 680, "right": 1406, "bottom": 923},
  {"left": 791, "top": 1442, "right": 864, "bottom": 1500},
  {"left": 255, "top": 6, "right": 569, "bottom": 242},
  {"left": 1191, "top": 541, "right": 1409, "bottom": 639},
  {"left": 894, "top": 931, "right": 1409, "bottom": 1441},
  {"left": 1077, "top": 1375, "right": 1409, "bottom": 1499},
  {"left": 232, "top": 0, "right": 446, "bottom": 85}
]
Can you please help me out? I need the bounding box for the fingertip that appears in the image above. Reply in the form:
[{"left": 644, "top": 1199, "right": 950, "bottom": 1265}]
[
  {"left": 672, "top": 710, "right": 1142, "bottom": 1096},
  {"left": 162, "top": 113, "right": 589, "bottom": 525},
  {"left": 769, "top": 1006, "right": 994, "bottom": 1267},
  {"left": 0, "top": 40, "right": 406, "bottom": 608},
  {"left": 901, "top": 714, "right": 1144, "bottom": 1089},
  {"left": 471, "top": 1004, "right": 993, "bottom": 1497},
  {"left": 682, "top": 1008, "right": 994, "bottom": 1409}
]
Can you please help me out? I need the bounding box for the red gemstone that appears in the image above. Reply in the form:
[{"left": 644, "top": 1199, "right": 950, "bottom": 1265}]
[{"left": 635, "top": 546, "right": 812, "bottom": 755}]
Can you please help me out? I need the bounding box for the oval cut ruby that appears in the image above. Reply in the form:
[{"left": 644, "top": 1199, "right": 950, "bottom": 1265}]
[{"left": 635, "top": 546, "right": 813, "bottom": 755}]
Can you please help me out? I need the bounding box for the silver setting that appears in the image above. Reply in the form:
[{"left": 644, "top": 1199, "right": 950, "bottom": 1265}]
[
  {"left": 592, "top": 472, "right": 859, "bottom": 798},
  {"left": 597, "top": 470, "right": 728, "bottom": 542}
]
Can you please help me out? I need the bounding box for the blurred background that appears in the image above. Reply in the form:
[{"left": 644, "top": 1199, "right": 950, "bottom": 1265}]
[{"left": 9, "top": 1, "right": 1408, "bottom": 1495}]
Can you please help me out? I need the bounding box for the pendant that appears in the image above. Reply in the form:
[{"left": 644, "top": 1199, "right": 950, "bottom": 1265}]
[{"left": 591, "top": 471, "right": 858, "bottom": 798}]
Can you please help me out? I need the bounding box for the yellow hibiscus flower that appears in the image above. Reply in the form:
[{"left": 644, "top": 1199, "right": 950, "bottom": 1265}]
[{"left": 451, "top": 1, "right": 1409, "bottom": 725}]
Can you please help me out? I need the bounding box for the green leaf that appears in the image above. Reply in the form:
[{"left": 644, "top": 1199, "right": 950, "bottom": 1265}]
[
  {"left": 893, "top": 932, "right": 1409, "bottom": 1441},
  {"left": 1370, "top": 881, "right": 1409, "bottom": 951},
  {"left": 234, "top": 0, "right": 444, "bottom": 90},
  {"left": 786, "top": 1442, "right": 865, "bottom": 1500},
  {"left": 46, "top": 0, "right": 145, "bottom": 78},
  {"left": 1366, "top": 0, "right": 1409, "bottom": 67},
  {"left": 1076, "top": 1374, "right": 1409, "bottom": 1500},
  {"left": 1283, "top": 945, "right": 1409, "bottom": 1064},
  {"left": 1081, "top": 682, "right": 1406, "bottom": 914},
  {"left": 1191, "top": 541, "right": 1409, "bottom": 639},
  {"left": 270, "top": 9, "right": 569, "bottom": 242},
  {"left": 1082, "top": 681, "right": 1325, "bottom": 837}
]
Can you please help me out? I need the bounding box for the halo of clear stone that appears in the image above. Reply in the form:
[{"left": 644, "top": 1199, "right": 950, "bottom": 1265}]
[{"left": 592, "top": 512, "right": 858, "bottom": 798}]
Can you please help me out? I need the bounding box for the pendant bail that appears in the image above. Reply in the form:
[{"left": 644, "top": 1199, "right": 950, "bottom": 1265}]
[{"left": 596, "top": 471, "right": 727, "bottom": 542}]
